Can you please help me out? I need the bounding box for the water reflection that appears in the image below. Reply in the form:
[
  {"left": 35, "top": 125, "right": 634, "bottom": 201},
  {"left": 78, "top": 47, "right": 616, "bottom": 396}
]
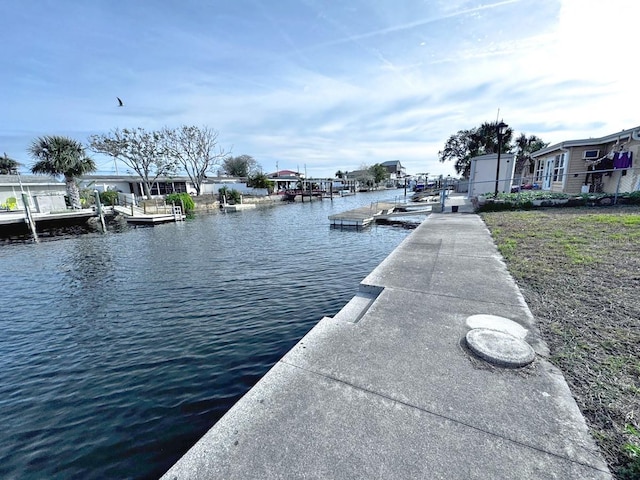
[{"left": 0, "top": 191, "right": 418, "bottom": 479}]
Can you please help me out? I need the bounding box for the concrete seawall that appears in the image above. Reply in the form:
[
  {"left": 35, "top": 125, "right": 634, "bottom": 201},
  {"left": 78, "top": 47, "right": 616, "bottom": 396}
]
[{"left": 161, "top": 213, "right": 612, "bottom": 479}]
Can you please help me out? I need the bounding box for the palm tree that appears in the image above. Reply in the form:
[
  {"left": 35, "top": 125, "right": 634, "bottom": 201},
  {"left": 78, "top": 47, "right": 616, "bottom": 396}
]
[
  {"left": 0, "top": 153, "right": 20, "bottom": 174},
  {"left": 29, "top": 135, "right": 96, "bottom": 209},
  {"left": 439, "top": 121, "right": 514, "bottom": 178},
  {"left": 514, "top": 133, "right": 548, "bottom": 176}
]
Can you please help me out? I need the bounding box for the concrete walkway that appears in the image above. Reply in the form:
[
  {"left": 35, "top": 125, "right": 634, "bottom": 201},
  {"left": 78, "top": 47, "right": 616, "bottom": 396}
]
[{"left": 162, "top": 211, "right": 612, "bottom": 479}]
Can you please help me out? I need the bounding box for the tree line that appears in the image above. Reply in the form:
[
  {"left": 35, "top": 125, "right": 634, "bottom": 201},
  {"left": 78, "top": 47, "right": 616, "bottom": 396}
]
[
  {"left": 5, "top": 126, "right": 272, "bottom": 209},
  {"left": 334, "top": 163, "right": 390, "bottom": 186},
  {"left": 438, "top": 121, "right": 548, "bottom": 178},
  {"left": 89, "top": 126, "right": 270, "bottom": 196},
  {"left": 3, "top": 120, "right": 550, "bottom": 209}
]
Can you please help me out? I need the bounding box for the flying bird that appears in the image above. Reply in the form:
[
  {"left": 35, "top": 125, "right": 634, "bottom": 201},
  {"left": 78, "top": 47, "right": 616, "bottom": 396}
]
[{"left": 116, "top": 97, "right": 124, "bottom": 107}]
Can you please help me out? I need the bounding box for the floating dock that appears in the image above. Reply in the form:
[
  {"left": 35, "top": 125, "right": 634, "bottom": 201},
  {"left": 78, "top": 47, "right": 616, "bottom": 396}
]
[
  {"left": 126, "top": 213, "right": 185, "bottom": 225},
  {"left": 223, "top": 204, "right": 256, "bottom": 212},
  {"left": 328, "top": 202, "right": 397, "bottom": 228}
]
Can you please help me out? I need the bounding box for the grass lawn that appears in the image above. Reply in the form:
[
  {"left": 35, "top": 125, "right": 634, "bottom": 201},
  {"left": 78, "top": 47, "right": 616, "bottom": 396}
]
[{"left": 481, "top": 206, "right": 640, "bottom": 479}]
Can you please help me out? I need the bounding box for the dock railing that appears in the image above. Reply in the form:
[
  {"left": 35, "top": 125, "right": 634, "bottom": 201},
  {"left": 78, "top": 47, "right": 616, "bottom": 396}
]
[
  {"left": 117, "top": 192, "right": 137, "bottom": 208},
  {"left": 142, "top": 199, "right": 176, "bottom": 215}
]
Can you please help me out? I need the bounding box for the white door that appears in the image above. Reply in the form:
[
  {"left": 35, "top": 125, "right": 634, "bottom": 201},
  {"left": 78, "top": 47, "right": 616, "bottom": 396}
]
[{"left": 542, "top": 158, "right": 554, "bottom": 190}]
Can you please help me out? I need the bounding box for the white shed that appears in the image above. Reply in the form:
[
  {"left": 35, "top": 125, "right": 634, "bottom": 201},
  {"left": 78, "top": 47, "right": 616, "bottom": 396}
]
[{"left": 468, "top": 153, "right": 516, "bottom": 197}]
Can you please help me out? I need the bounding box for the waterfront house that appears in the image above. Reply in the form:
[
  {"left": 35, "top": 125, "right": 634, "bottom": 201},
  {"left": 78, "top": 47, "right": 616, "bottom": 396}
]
[
  {"left": 380, "top": 160, "right": 407, "bottom": 187},
  {"left": 78, "top": 174, "right": 267, "bottom": 201},
  {"left": 345, "top": 169, "right": 372, "bottom": 190},
  {"left": 267, "top": 170, "right": 302, "bottom": 193},
  {"left": 79, "top": 174, "right": 198, "bottom": 197},
  {"left": 0, "top": 174, "right": 67, "bottom": 213},
  {"left": 529, "top": 126, "right": 640, "bottom": 194}
]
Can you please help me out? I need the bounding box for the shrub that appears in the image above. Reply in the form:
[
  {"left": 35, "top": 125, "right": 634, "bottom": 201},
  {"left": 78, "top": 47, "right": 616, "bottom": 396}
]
[
  {"left": 490, "top": 191, "right": 569, "bottom": 202},
  {"left": 227, "top": 189, "right": 241, "bottom": 204},
  {"left": 478, "top": 200, "right": 517, "bottom": 212},
  {"left": 100, "top": 190, "right": 119, "bottom": 206},
  {"left": 166, "top": 192, "right": 195, "bottom": 213},
  {"left": 218, "top": 187, "right": 241, "bottom": 204},
  {"left": 79, "top": 189, "right": 95, "bottom": 208},
  {"left": 624, "top": 191, "right": 640, "bottom": 205},
  {"left": 478, "top": 191, "right": 574, "bottom": 212},
  {"left": 618, "top": 425, "right": 640, "bottom": 480}
]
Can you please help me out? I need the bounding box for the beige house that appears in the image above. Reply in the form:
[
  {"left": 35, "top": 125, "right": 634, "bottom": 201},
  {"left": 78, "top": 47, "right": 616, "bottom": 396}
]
[{"left": 529, "top": 126, "right": 640, "bottom": 195}]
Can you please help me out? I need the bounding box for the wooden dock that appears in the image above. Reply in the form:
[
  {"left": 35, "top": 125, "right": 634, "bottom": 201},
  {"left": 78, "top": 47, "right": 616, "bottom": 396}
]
[
  {"left": 0, "top": 210, "right": 97, "bottom": 226},
  {"left": 113, "top": 205, "right": 186, "bottom": 225},
  {"left": 126, "top": 213, "right": 185, "bottom": 225},
  {"left": 125, "top": 208, "right": 185, "bottom": 225},
  {"left": 328, "top": 202, "right": 397, "bottom": 228}
]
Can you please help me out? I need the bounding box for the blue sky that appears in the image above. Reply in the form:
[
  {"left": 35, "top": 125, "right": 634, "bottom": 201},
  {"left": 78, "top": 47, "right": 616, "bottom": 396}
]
[{"left": 1, "top": 0, "right": 638, "bottom": 178}]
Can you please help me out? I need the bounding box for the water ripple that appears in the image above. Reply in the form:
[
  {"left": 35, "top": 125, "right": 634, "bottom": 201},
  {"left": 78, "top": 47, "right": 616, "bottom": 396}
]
[{"left": 0, "top": 191, "right": 414, "bottom": 479}]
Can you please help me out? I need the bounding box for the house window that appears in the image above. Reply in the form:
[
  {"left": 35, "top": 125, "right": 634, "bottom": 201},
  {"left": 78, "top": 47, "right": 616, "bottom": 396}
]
[
  {"left": 172, "top": 182, "right": 187, "bottom": 193},
  {"left": 151, "top": 182, "right": 187, "bottom": 195},
  {"left": 553, "top": 153, "right": 566, "bottom": 182},
  {"left": 534, "top": 160, "right": 544, "bottom": 183}
]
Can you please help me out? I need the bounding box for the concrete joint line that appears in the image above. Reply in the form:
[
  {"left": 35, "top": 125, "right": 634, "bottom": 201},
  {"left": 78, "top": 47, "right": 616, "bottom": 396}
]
[
  {"left": 278, "top": 360, "right": 610, "bottom": 475},
  {"left": 379, "top": 286, "right": 523, "bottom": 307}
]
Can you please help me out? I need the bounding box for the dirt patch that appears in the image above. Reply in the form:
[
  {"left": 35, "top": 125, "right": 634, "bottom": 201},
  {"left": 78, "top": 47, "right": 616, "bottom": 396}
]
[{"left": 481, "top": 206, "right": 640, "bottom": 478}]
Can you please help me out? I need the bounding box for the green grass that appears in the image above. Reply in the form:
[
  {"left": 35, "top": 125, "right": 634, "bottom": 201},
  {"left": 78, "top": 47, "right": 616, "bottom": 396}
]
[
  {"left": 578, "top": 213, "right": 640, "bottom": 226},
  {"left": 481, "top": 206, "right": 640, "bottom": 478},
  {"left": 496, "top": 238, "right": 518, "bottom": 258}
]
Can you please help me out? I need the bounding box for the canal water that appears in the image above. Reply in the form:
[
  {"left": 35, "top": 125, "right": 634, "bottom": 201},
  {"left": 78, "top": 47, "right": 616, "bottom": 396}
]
[{"left": 0, "top": 190, "right": 422, "bottom": 480}]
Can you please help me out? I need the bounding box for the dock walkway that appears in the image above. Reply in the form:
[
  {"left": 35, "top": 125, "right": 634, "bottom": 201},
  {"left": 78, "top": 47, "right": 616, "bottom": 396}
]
[
  {"left": 0, "top": 209, "right": 97, "bottom": 226},
  {"left": 162, "top": 208, "right": 612, "bottom": 479}
]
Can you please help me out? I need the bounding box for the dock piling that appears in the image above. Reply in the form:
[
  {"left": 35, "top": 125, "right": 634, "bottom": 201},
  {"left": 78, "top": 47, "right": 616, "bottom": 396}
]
[
  {"left": 93, "top": 190, "right": 106, "bottom": 233},
  {"left": 21, "top": 193, "right": 39, "bottom": 243}
]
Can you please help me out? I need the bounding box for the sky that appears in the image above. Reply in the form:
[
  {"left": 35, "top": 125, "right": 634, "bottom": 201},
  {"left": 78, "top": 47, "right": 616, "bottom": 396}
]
[{"left": 1, "top": 0, "right": 638, "bottom": 179}]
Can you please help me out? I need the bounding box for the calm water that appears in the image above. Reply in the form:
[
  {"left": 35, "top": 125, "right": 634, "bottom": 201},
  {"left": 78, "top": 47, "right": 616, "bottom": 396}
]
[{"left": 0, "top": 191, "right": 419, "bottom": 480}]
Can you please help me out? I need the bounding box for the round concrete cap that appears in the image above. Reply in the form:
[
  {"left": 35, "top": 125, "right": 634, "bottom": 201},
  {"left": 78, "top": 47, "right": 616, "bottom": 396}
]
[
  {"left": 465, "top": 314, "right": 528, "bottom": 339},
  {"left": 466, "top": 328, "right": 535, "bottom": 368}
]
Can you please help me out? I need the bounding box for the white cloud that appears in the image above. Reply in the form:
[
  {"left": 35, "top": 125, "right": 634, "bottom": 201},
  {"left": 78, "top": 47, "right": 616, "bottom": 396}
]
[{"left": 2, "top": 0, "right": 638, "bottom": 178}]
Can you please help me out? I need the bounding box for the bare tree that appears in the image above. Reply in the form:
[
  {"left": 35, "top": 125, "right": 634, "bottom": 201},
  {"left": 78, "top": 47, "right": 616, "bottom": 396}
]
[
  {"left": 162, "top": 125, "right": 230, "bottom": 195},
  {"left": 89, "top": 128, "right": 176, "bottom": 197}
]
